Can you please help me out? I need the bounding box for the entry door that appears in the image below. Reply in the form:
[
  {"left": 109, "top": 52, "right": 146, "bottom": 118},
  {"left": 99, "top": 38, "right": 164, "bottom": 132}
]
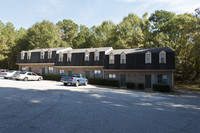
[
  {"left": 86, "top": 71, "right": 90, "bottom": 79},
  {"left": 42, "top": 67, "right": 45, "bottom": 74},
  {"left": 145, "top": 75, "right": 152, "bottom": 88},
  {"left": 120, "top": 74, "right": 126, "bottom": 86}
]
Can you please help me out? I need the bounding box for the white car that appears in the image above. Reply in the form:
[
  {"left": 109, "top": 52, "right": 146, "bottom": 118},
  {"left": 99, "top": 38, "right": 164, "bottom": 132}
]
[
  {"left": 0, "top": 69, "right": 9, "bottom": 77},
  {"left": 12, "top": 72, "right": 43, "bottom": 81},
  {"left": 4, "top": 70, "right": 20, "bottom": 79}
]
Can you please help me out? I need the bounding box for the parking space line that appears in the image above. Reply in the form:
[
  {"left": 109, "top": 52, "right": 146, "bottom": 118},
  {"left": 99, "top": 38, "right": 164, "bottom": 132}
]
[{"left": 148, "top": 92, "right": 152, "bottom": 97}]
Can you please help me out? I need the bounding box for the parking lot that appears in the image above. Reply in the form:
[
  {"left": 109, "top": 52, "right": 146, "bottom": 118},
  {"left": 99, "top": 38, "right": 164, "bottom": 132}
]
[{"left": 0, "top": 78, "right": 200, "bottom": 133}]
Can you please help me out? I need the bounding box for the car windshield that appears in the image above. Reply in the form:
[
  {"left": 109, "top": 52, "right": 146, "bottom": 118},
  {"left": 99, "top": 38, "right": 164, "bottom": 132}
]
[
  {"left": 20, "top": 72, "right": 26, "bottom": 74},
  {"left": 9, "top": 70, "right": 15, "bottom": 73},
  {"left": 15, "top": 72, "right": 20, "bottom": 74},
  {"left": 73, "top": 74, "right": 80, "bottom": 77}
]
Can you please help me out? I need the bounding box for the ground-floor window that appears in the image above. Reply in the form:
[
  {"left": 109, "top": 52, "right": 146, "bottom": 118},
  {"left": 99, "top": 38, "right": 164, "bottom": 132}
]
[
  {"left": 94, "top": 70, "right": 102, "bottom": 78},
  {"left": 42, "top": 67, "right": 45, "bottom": 74},
  {"left": 29, "top": 67, "right": 32, "bottom": 72},
  {"left": 109, "top": 74, "right": 117, "bottom": 79},
  {"left": 157, "top": 74, "right": 168, "bottom": 84},
  {"left": 59, "top": 70, "right": 65, "bottom": 75},
  {"left": 86, "top": 71, "right": 90, "bottom": 78},
  {"left": 48, "top": 67, "right": 54, "bottom": 74},
  {"left": 22, "top": 67, "right": 26, "bottom": 71}
]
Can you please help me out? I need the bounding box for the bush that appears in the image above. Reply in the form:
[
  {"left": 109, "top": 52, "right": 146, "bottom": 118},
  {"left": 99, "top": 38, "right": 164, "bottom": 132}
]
[
  {"left": 41, "top": 74, "right": 62, "bottom": 81},
  {"left": 138, "top": 83, "right": 145, "bottom": 90},
  {"left": 126, "top": 82, "right": 135, "bottom": 89},
  {"left": 153, "top": 84, "right": 171, "bottom": 92},
  {"left": 88, "top": 78, "right": 120, "bottom": 87}
]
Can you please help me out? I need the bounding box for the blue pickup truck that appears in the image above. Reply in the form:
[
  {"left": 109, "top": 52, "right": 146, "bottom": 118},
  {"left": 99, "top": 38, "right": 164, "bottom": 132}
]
[{"left": 61, "top": 74, "right": 88, "bottom": 87}]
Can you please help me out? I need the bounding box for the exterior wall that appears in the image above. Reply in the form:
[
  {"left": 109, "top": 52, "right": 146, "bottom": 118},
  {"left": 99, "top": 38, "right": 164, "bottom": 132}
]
[{"left": 104, "top": 70, "right": 174, "bottom": 90}]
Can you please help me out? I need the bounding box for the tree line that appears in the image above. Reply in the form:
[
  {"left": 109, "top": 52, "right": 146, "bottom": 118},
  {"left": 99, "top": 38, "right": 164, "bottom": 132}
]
[{"left": 0, "top": 9, "right": 200, "bottom": 81}]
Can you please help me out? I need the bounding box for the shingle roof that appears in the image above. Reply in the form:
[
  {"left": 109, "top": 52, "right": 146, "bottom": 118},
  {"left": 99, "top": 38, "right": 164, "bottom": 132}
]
[
  {"left": 22, "top": 47, "right": 72, "bottom": 53},
  {"left": 62, "top": 47, "right": 113, "bottom": 54},
  {"left": 106, "top": 47, "right": 174, "bottom": 55}
]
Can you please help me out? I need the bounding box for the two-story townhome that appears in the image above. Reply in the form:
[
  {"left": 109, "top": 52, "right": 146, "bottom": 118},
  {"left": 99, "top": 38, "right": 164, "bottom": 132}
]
[{"left": 17, "top": 47, "right": 175, "bottom": 89}]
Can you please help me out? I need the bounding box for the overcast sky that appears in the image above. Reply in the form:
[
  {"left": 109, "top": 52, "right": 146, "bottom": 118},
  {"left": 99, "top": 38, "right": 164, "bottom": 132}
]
[{"left": 0, "top": 0, "right": 199, "bottom": 29}]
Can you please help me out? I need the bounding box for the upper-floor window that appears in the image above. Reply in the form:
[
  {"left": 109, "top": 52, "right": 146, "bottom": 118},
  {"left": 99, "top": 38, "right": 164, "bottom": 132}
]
[
  {"left": 67, "top": 51, "right": 71, "bottom": 62},
  {"left": 94, "top": 50, "right": 99, "bottom": 61},
  {"left": 40, "top": 50, "right": 45, "bottom": 59},
  {"left": 59, "top": 52, "right": 63, "bottom": 62},
  {"left": 145, "top": 51, "right": 151, "bottom": 64},
  {"left": 120, "top": 52, "right": 126, "bottom": 64},
  {"left": 21, "top": 51, "right": 25, "bottom": 60},
  {"left": 159, "top": 51, "right": 166, "bottom": 63},
  {"left": 109, "top": 53, "right": 114, "bottom": 64},
  {"left": 85, "top": 50, "right": 89, "bottom": 61},
  {"left": 27, "top": 51, "right": 31, "bottom": 60},
  {"left": 48, "top": 50, "right": 52, "bottom": 59}
]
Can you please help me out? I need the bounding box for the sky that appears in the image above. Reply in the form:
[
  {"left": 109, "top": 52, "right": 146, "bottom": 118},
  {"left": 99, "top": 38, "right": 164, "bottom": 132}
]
[{"left": 0, "top": 0, "right": 199, "bottom": 29}]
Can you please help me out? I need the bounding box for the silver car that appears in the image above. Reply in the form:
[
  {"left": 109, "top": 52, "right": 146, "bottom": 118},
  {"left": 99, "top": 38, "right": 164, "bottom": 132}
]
[
  {"left": 4, "top": 70, "right": 20, "bottom": 79},
  {"left": 12, "top": 72, "right": 43, "bottom": 81}
]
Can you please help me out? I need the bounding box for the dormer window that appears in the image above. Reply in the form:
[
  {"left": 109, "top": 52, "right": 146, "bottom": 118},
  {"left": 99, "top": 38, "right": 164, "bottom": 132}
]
[
  {"left": 159, "top": 51, "right": 166, "bottom": 63},
  {"left": 48, "top": 50, "right": 52, "bottom": 59},
  {"left": 21, "top": 51, "right": 25, "bottom": 60},
  {"left": 85, "top": 50, "right": 89, "bottom": 61},
  {"left": 120, "top": 52, "right": 126, "bottom": 64},
  {"left": 27, "top": 51, "right": 31, "bottom": 60},
  {"left": 94, "top": 50, "right": 99, "bottom": 61},
  {"left": 40, "top": 50, "right": 45, "bottom": 59},
  {"left": 67, "top": 51, "right": 71, "bottom": 61},
  {"left": 59, "top": 52, "right": 63, "bottom": 62},
  {"left": 145, "top": 51, "right": 152, "bottom": 64},
  {"left": 109, "top": 52, "right": 114, "bottom": 64}
]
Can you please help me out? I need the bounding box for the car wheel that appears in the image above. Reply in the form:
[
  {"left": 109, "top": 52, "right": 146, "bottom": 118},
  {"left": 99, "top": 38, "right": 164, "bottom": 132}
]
[
  {"left": 24, "top": 77, "right": 28, "bottom": 81},
  {"left": 85, "top": 81, "right": 88, "bottom": 86},
  {"left": 64, "top": 83, "right": 67, "bottom": 86},
  {"left": 75, "top": 81, "right": 79, "bottom": 87},
  {"left": 38, "top": 77, "right": 42, "bottom": 81},
  {"left": 4, "top": 77, "right": 7, "bottom": 79}
]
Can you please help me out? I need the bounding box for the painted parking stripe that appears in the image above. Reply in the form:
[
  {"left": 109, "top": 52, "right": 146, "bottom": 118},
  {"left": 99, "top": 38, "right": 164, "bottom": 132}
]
[{"left": 148, "top": 92, "right": 152, "bottom": 97}]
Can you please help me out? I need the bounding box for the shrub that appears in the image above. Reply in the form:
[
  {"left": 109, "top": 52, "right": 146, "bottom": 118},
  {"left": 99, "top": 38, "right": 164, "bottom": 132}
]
[
  {"left": 153, "top": 84, "right": 171, "bottom": 92},
  {"left": 88, "top": 78, "right": 120, "bottom": 87},
  {"left": 41, "top": 74, "right": 62, "bottom": 81},
  {"left": 126, "top": 82, "right": 135, "bottom": 89},
  {"left": 138, "top": 83, "right": 145, "bottom": 90}
]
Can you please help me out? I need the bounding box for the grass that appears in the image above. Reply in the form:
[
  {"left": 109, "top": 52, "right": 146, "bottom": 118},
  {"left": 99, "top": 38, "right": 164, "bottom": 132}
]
[{"left": 175, "top": 82, "right": 200, "bottom": 90}]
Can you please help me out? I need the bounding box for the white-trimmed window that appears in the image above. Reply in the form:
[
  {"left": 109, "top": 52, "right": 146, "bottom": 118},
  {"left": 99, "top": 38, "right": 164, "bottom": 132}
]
[
  {"left": 40, "top": 50, "right": 45, "bottom": 59},
  {"left": 59, "top": 70, "right": 65, "bottom": 75},
  {"left": 109, "top": 52, "right": 114, "bottom": 64},
  {"left": 120, "top": 52, "right": 126, "bottom": 64},
  {"left": 27, "top": 51, "right": 31, "bottom": 60},
  {"left": 59, "top": 52, "right": 63, "bottom": 62},
  {"left": 159, "top": 51, "right": 166, "bottom": 63},
  {"left": 158, "top": 74, "right": 168, "bottom": 84},
  {"left": 94, "top": 70, "right": 101, "bottom": 78},
  {"left": 67, "top": 51, "right": 72, "bottom": 61},
  {"left": 48, "top": 67, "right": 54, "bottom": 74},
  {"left": 22, "top": 67, "right": 26, "bottom": 71},
  {"left": 145, "top": 51, "right": 152, "bottom": 64},
  {"left": 85, "top": 50, "right": 89, "bottom": 61},
  {"left": 109, "top": 74, "right": 116, "bottom": 79},
  {"left": 94, "top": 50, "right": 99, "bottom": 61},
  {"left": 48, "top": 49, "right": 52, "bottom": 59},
  {"left": 21, "top": 51, "right": 25, "bottom": 60}
]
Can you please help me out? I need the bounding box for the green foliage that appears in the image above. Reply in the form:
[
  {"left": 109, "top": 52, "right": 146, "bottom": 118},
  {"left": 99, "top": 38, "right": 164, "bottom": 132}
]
[
  {"left": 88, "top": 78, "right": 120, "bottom": 87},
  {"left": 138, "top": 83, "right": 145, "bottom": 89},
  {"left": 41, "top": 74, "right": 61, "bottom": 81},
  {"left": 126, "top": 82, "right": 135, "bottom": 89},
  {"left": 153, "top": 84, "right": 171, "bottom": 92}
]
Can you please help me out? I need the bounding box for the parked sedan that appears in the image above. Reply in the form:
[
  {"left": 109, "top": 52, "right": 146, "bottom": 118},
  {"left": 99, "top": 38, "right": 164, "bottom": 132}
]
[
  {"left": 4, "top": 70, "right": 20, "bottom": 79},
  {"left": 12, "top": 72, "right": 43, "bottom": 81},
  {"left": 0, "top": 69, "right": 9, "bottom": 77}
]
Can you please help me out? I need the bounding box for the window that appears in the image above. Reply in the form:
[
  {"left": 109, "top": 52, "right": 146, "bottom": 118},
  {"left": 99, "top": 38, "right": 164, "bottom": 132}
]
[
  {"left": 94, "top": 50, "right": 99, "bottom": 61},
  {"left": 85, "top": 51, "right": 89, "bottom": 61},
  {"left": 145, "top": 51, "right": 151, "bottom": 64},
  {"left": 59, "top": 70, "right": 65, "bottom": 75},
  {"left": 159, "top": 51, "right": 166, "bottom": 63},
  {"left": 94, "top": 70, "right": 101, "bottom": 78},
  {"left": 48, "top": 50, "right": 52, "bottom": 59},
  {"left": 109, "top": 53, "right": 114, "bottom": 64},
  {"left": 21, "top": 52, "right": 25, "bottom": 60},
  {"left": 86, "top": 71, "right": 90, "bottom": 78},
  {"left": 158, "top": 74, "right": 168, "bottom": 84},
  {"left": 67, "top": 51, "right": 71, "bottom": 61},
  {"left": 29, "top": 67, "right": 32, "bottom": 72},
  {"left": 48, "top": 67, "right": 54, "bottom": 74},
  {"left": 40, "top": 50, "right": 45, "bottom": 59},
  {"left": 59, "top": 52, "right": 63, "bottom": 62},
  {"left": 27, "top": 51, "right": 31, "bottom": 60},
  {"left": 109, "top": 74, "right": 116, "bottom": 79},
  {"left": 22, "top": 67, "right": 26, "bottom": 71},
  {"left": 120, "top": 52, "right": 126, "bottom": 64}
]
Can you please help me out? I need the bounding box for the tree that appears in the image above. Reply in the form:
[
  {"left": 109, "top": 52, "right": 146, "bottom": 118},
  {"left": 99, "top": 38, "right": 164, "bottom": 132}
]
[
  {"left": 27, "top": 20, "right": 61, "bottom": 49},
  {"left": 56, "top": 19, "right": 78, "bottom": 47},
  {"left": 116, "top": 13, "right": 144, "bottom": 48}
]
